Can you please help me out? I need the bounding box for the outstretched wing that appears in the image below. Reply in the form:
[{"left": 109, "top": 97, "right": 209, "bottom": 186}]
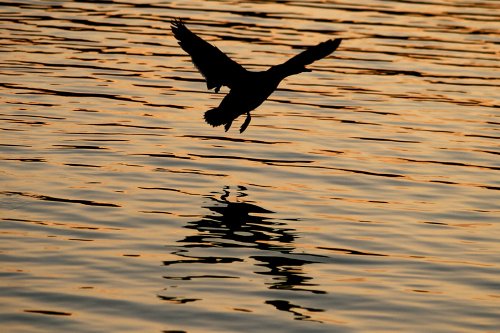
[
  {"left": 171, "top": 20, "right": 247, "bottom": 92},
  {"left": 276, "top": 38, "right": 342, "bottom": 75}
]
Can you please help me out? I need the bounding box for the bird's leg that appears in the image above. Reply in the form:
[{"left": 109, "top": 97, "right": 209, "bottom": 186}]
[
  {"left": 240, "top": 112, "right": 251, "bottom": 133},
  {"left": 224, "top": 120, "right": 233, "bottom": 132}
]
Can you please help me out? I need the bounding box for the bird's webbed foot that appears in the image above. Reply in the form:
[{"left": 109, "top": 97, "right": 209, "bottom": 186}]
[{"left": 240, "top": 112, "right": 251, "bottom": 133}]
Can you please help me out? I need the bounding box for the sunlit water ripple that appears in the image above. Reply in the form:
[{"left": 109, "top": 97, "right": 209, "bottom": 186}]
[{"left": 1, "top": 1, "right": 499, "bottom": 332}]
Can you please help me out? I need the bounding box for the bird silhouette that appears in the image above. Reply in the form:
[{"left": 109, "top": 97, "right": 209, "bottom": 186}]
[{"left": 171, "top": 19, "right": 342, "bottom": 133}]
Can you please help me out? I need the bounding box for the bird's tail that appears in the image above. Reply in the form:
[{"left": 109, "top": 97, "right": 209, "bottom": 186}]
[{"left": 204, "top": 108, "right": 227, "bottom": 127}]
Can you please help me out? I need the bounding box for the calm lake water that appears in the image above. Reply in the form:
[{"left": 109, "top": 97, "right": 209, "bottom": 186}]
[{"left": 1, "top": 1, "right": 499, "bottom": 332}]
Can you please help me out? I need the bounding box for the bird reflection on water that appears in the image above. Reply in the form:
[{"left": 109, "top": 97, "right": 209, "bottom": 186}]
[
  {"left": 171, "top": 20, "right": 342, "bottom": 133},
  {"left": 162, "top": 187, "right": 327, "bottom": 320},
  {"left": 181, "top": 186, "right": 294, "bottom": 249}
]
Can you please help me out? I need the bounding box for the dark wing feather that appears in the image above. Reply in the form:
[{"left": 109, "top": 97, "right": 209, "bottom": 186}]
[
  {"left": 171, "top": 20, "right": 246, "bottom": 92},
  {"left": 277, "top": 38, "right": 342, "bottom": 75}
]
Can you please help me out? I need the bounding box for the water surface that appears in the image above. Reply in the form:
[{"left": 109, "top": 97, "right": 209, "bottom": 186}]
[{"left": 1, "top": 1, "right": 499, "bottom": 332}]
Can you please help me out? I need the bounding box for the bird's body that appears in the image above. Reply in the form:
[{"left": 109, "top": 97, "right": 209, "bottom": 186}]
[
  {"left": 205, "top": 70, "right": 284, "bottom": 132},
  {"left": 171, "top": 20, "right": 342, "bottom": 133}
]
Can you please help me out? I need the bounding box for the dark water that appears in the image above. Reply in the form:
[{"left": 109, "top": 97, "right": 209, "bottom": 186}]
[{"left": 1, "top": 1, "right": 499, "bottom": 332}]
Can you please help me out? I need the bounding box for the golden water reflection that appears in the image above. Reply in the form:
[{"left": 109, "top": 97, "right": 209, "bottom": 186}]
[{"left": 1, "top": 0, "right": 499, "bottom": 332}]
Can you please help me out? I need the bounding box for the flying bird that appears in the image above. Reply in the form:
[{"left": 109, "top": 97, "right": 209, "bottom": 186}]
[{"left": 171, "top": 19, "right": 342, "bottom": 133}]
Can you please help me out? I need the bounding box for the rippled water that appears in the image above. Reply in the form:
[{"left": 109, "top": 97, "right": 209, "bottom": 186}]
[{"left": 1, "top": 1, "right": 499, "bottom": 332}]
